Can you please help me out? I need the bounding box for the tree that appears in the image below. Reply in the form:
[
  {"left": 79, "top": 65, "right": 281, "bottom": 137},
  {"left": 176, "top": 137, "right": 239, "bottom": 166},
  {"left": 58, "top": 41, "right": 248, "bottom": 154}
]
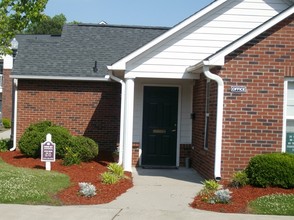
[
  {"left": 24, "top": 14, "right": 67, "bottom": 35},
  {"left": 0, "top": 0, "right": 48, "bottom": 55}
]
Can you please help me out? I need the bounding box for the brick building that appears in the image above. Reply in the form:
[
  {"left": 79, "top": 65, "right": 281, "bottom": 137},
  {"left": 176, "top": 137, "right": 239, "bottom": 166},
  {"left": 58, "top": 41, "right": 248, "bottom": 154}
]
[{"left": 5, "top": 0, "right": 294, "bottom": 180}]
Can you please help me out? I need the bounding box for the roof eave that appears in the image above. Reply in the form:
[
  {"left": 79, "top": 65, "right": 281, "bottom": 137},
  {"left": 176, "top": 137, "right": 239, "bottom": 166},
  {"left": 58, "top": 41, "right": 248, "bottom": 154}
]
[{"left": 10, "top": 74, "right": 111, "bottom": 81}]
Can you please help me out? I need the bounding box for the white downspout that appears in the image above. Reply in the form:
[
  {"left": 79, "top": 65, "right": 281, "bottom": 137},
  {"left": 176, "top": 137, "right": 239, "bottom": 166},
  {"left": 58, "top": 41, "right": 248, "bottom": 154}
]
[
  {"left": 203, "top": 63, "right": 224, "bottom": 181},
  {"left": 10, "top": 79, "right": 18, "bottom": 151},
  {"left": 108, "top": 71, "right": 125, "bottom": 165}
]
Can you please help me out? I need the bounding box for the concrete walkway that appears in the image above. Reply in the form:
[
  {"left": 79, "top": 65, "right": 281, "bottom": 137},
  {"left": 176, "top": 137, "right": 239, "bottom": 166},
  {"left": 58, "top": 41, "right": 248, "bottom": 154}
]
[
  {"left": 0, "top": 167, "right": 293, "bottom": 219},
  {"left": 0, "top": 128, "right": 11, "bottom": 139}
]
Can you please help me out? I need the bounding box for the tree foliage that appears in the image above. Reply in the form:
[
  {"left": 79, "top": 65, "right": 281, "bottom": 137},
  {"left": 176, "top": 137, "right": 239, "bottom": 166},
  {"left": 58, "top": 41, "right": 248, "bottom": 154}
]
[
  {"left": 0, "top": 0, "right": 48, "bottom": 55},
  {"left": 24, "top": 13, "right": 66, "bottom": 35}
]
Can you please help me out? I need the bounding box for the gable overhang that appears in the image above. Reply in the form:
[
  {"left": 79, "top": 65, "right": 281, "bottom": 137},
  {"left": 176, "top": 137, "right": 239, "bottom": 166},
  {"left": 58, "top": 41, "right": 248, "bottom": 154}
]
[{"left": 108, "top": 0, "right": 228, "bottom": 71}]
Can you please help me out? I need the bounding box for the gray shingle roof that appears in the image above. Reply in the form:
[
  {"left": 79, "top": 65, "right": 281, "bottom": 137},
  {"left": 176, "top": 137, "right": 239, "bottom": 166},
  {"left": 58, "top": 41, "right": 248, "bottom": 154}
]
[{"left": 13, "top": 24, "right": 169, "bottom": 78}]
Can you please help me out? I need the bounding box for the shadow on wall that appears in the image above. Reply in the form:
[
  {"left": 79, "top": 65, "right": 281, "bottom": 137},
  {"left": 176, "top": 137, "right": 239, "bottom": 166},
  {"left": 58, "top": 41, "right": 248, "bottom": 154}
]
[
  {"left": 17, "top": 80, "right": 121, "bottom": 152},
  {"left": 83, "top": 82, "right": 121, "bottom": 152}
]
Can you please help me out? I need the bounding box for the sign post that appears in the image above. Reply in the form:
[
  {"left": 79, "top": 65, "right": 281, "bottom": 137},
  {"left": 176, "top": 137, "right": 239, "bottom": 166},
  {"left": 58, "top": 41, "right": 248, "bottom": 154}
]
[{"left": 41, "top": 133, "right": 56, "bottom": 171}]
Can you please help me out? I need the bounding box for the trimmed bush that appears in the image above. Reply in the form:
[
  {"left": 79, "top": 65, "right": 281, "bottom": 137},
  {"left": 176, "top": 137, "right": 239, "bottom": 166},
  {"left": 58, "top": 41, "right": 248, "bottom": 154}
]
[
  {"left": 2, "top": 118, "right": 11, "bottom": 128},
  {"left": 46, "top": 126, "right": 72, "bottom": 158},
  {"left": 0, "top": 139, "right": 10, "bottom": 152},
  {"left": 62, "top": 147, "right": 81, "bottom": 166},
  {"left": 246, "top": 153, "right": 294, "bottom": 188},
  {"left": 69, "top": 136, "right": 98, "bottom": 162},
  {"left": 18, "top": 121, "right": 71, "bottom": 158}
]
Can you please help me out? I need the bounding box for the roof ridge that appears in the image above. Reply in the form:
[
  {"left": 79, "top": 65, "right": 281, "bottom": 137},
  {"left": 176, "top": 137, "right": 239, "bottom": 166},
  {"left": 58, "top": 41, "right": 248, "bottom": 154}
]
[{"left": 65, "top": 23, "right": 170, "bottom": 30}]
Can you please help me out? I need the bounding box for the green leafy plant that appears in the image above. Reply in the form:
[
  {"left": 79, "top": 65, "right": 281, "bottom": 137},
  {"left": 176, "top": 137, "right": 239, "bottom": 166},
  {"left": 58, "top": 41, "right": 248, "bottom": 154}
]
[
  {"left": 78, "top": 182, "right": 97, "bottom": 197},
  {"left": 198, "top": 179, "right": 220, "bottom": 202},
  {"left": 0, "top": 139, "right": 10, "bottom": 152},
  {"left": 107, "top": 163, "right": 124, "bottom": 179},
  {"left": 100, "top": 163, "right": 125, "bottom": 185},
  {"left": 246, "top": 153, "right": 294, "bottom": 188},
  {"left": 202, "top": 179, "right": 220, "bottom": 191},
  {"left": 101, "top": 172, "right": 119, "bottom": 185},
  {"left": 62, "top": 147, "right": 81, "bottom": 166},
  {"left": 2, "top": 118, "right": 11, "bottom": 129},
  {"left": 69, "top": 136, "right": 98, "bottom": 162},
  {"left": 230, "top": 170, "right": 249, "bottom": 188}
]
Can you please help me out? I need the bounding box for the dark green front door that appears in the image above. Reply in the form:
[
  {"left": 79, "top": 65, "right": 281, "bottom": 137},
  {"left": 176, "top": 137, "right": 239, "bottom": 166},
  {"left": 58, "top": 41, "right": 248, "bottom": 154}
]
[{"left": 142, "top": 86, "right": 178, "bottom": 167}]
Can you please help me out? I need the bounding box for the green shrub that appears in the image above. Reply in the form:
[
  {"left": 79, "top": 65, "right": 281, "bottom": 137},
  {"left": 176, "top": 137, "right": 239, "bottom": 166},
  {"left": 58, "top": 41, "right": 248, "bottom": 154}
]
[
  {"left": 0, "top": 139, "right": 10, "bottom": 152},
  {"left": 2, "top": 118, "right": 11, "bottom": 128},
  {"left": 69, "top": 136, "right": 98, "bottom": 162},
  {"left": 45, "top": 126, "right": 71, "bottom": 158},
  {"left": 101, "top": 172, "right": 119, "bottom": 184},
  {"left": 198, "top": 179, "right": 220, "bottom": 202},
  {"left": 18, "top": 121, "right": 71, "bottom": 158},
  {"left": 107, "top": 163, "right": 124, "bottom": 178},
  {"left": 62, "top": 147, "right": 81, "bottom": 166},
  {"left": 246, "top": 153, "right": 294, "bottom": 188},
  {"left": 230, "top": 170, "right": 249, "bottom": 188},
  {"left": 202, "top": 179, "right": 220, "bottom": 191}
]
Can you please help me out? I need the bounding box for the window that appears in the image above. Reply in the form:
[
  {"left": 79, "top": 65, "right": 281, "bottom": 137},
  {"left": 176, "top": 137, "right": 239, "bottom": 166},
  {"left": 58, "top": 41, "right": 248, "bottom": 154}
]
[
  {"left": 284, "top": 80, "right": 294, "bottom": 153},
  {"left": 204, "top": 79, "right": 210, "bottom": 150}
]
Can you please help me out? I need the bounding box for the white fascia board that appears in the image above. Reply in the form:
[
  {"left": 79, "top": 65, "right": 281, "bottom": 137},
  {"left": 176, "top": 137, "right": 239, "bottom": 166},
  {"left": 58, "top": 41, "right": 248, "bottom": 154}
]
[
  {"left": 125, "top": 71, "right": 200, "bottom": 79},
  {"left": 206, "top": 5, "right": 294, "bottom": 66},
  {"left": 10, "top": 75, "right": 111, "bottom": 81},
  {"left": 109, "top": 0, "right": 228, "bottom": 71}
]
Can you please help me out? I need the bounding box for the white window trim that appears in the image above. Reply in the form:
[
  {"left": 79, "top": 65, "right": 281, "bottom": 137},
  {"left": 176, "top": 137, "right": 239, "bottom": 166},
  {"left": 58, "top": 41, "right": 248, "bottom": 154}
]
[{"left": 283, "top": 78, "right": 294, "bottom": 153}]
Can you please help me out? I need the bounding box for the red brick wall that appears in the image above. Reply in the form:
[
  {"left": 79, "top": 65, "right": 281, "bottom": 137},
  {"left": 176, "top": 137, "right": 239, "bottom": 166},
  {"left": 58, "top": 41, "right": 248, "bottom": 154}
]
[
  {"left": 192, "top": 73, "right": 218, "bottom": 180},
  {"left": 17, "top": 80, "right": 121, "bottom": 151},
  {"left": 192, "top": 14, "right": 294, "bottom": 180},
  {"left": 2, "top": 69, "right": 12, "bottom": 119}
]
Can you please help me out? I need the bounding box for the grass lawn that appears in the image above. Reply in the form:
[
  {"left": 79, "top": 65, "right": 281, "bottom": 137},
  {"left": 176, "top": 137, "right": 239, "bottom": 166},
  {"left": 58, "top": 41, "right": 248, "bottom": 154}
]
[
  {"left": 0, "top": 157, "right": 70, "bottom": 205},
  {"left": 249, "top": 194, "right": 294, "bottom": 216}
]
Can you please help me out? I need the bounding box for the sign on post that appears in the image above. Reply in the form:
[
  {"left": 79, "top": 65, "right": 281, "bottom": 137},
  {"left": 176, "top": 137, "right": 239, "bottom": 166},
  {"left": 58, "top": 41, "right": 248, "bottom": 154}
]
[
  {"left": 41, "top": 134, "right": 56, "bottom": 171},
  {"left": 286, "top": 133, "right": 294, "bottom": 153}
]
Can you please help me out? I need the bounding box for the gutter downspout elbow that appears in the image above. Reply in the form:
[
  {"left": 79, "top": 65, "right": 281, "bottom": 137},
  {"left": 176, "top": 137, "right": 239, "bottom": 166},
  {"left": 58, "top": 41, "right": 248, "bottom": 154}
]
[
  {"left": 203, "top": 65, "right": 224, "bottom": 181},
  {"left": 108, "top": 71, "right": 125, "bottom": 165}
]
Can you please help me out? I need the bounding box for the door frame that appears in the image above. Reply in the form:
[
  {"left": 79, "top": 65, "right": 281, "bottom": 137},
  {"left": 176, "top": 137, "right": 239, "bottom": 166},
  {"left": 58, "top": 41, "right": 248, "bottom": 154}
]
[{"left": 139, "top": 84, "right": 181, "bottom": 167}]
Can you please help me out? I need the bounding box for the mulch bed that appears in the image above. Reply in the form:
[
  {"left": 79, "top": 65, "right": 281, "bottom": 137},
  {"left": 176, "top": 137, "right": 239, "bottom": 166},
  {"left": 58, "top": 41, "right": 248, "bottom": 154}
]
[
  {"left": 1, "top": 150, "right": 294, "bottom": 212},
  {"left": 0, "top": 150, "right": 133, "bottom": 205},
  {"left": 191, "top": 184, "right": 294, "bottom": 213}
]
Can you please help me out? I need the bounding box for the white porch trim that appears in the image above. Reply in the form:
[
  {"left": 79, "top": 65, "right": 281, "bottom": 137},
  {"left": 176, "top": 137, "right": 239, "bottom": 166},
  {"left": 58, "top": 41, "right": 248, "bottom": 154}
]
[{"left": 123, "top": 78, "right": 135, "bottom": 172}]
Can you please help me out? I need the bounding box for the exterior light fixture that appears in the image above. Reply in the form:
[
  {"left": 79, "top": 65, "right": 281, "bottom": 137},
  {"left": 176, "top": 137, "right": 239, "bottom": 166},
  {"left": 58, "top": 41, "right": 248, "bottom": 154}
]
[{"left": 11, "top": 38, "right": 18, "bottom": 58}]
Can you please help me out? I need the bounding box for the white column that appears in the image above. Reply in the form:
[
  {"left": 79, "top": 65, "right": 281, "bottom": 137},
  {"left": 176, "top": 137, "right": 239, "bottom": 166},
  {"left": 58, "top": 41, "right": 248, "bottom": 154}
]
[{"left": 123, "top": 78, "right": 135, "bottom": 172}]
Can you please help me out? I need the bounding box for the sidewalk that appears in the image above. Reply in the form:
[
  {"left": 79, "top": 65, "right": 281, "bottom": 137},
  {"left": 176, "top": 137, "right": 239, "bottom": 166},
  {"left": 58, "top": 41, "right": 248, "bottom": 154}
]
[
  {"left": 0, "top": 167, "right": 293, "bottom": 219},
  {"left": 0, "top": 128, "right": 11, "bottom": 139}
]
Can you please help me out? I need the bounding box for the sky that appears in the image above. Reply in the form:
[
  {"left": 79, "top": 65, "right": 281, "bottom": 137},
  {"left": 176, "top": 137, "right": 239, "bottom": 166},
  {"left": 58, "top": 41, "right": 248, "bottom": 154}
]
[{"left": 44, "top": 0, "right": 214, "bottom": 27}]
